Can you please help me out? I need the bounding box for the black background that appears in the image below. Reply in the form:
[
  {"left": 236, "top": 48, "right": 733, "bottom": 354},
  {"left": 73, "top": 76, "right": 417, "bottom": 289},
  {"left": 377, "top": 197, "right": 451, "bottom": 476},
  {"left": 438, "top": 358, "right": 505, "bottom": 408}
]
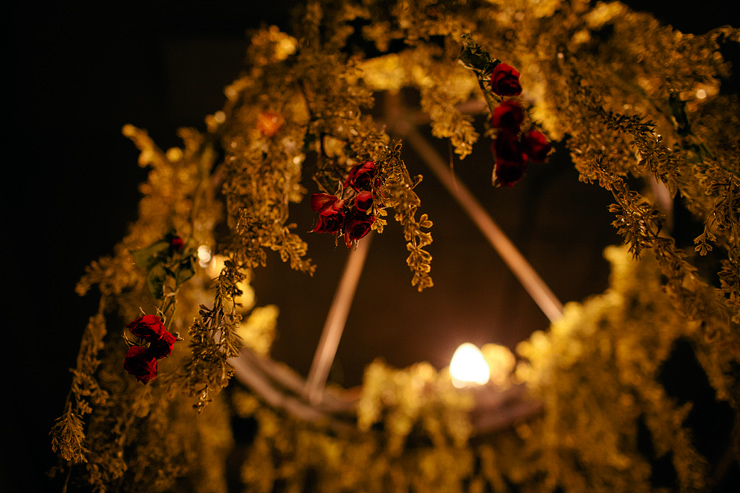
[{"left": 7, "top": 1, "right": 735, "bottom": 492}]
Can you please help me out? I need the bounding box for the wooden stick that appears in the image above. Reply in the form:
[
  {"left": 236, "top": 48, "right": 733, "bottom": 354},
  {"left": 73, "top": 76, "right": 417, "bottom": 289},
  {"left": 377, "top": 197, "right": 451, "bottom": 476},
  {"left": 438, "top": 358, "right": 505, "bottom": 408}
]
[
  {"left": 230, "top": 352, "right": 357, "bottom": 433},
  {"left": 400, "top": 126, "right": 564, "bottom": 323},
  {"left": 304, "top": 233, "right": 373, "bottom": 404},
  {"left": 239, "top": 347, "right": 358, "bottom": 414}
]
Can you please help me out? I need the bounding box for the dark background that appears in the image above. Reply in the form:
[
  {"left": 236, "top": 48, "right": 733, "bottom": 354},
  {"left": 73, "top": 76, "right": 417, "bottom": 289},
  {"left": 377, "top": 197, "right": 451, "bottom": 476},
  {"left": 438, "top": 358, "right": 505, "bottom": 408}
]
[{"left": 6, "top": 1, "right": 734, "bottom": 492}]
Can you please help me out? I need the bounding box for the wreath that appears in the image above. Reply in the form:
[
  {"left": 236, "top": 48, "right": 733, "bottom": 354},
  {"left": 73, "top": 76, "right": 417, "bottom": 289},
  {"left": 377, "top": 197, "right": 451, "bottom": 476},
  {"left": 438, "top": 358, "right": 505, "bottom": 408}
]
[{"left": 50, "top": 1, "right": 739, "bottom": 491}]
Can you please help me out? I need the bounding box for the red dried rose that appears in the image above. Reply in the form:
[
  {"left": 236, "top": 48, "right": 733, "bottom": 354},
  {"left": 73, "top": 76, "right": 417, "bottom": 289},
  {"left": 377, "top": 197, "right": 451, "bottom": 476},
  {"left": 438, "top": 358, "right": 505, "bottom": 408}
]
[
  {"left": 344, "top": 210, "right": 375, "bottom": 247},
  {"left": 354, "top": 191, "right": 374, "bottom": 213},
  {"left": 344, "top": 161, "right": 378, "bottom": 191},
  {"left": 310, "top": 193, "right": 339, "bottom": 213},
  {"left": 311, "top": 193, "right": 346, "bottom": 234},
  {"left": 148, "top": 330, "right": 177, "bottom": 359},
  {"left": 257, "top": 110, "right": 284, "bottom": 137},
  {"left": 494, "top": 162, "right": 528, "bottom": 188},
  {"left": 491, "top": 100, "right": 524, "bottom": 131},
  {"left": 523, "top": 130, "right": 552, "bottom": 163},
  {"left": 170, "top": 236, "right": 184, "bottom": 251},
  {"left": 490, "top": 63, "right": 522, "bottom": 97},
  {"left": 127, "top": 315, "right": 166, "bottom": 341},
  {"left": 493, "top": 130, "right": 526, "bottom": 165},
  {"left": 492, "top": 130, "right": 527, "bottom": 188},
  {"left": 313, "top": 208, "right": 346, "bottom": 234},
  {"left": 124, "top": 345, "right": 158, "bottom": 384}
]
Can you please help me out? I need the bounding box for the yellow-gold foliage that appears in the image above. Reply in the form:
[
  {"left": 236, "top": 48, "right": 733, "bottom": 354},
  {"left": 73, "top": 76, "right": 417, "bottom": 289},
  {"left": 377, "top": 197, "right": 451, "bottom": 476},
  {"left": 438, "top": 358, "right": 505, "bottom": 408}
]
[{"left": 50, "top": 0, "right": 739, "bottom": 491}]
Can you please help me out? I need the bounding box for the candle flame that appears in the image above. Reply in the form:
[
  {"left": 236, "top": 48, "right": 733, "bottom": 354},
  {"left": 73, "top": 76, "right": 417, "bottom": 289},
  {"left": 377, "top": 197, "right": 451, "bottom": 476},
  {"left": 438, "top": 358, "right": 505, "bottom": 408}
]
[{"left": 450, "top": 343, "right": 490, "bottom": 388}]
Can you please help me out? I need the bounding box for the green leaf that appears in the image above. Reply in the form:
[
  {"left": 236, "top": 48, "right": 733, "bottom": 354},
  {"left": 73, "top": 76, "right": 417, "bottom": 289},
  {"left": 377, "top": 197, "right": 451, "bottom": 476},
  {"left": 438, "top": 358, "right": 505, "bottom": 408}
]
[
  {"left": 131, "top": 241, "right": 170, "bottom": 271},
  {"left": 175, "top": 254, "right": 197, "bottom": 288},
  {"left": 146, "top": 264, "right": 168, "bottom": 299}
]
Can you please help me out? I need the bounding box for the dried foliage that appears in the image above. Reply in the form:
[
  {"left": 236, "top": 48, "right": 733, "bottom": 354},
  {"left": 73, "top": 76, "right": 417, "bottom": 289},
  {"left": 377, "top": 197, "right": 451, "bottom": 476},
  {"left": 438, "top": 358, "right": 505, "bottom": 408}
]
[
  {"left": 236, "top": 361, "right": 475, "bottom": 492},
  {"left": 51, "top": 0, "right": 739, "bottom": 491}
]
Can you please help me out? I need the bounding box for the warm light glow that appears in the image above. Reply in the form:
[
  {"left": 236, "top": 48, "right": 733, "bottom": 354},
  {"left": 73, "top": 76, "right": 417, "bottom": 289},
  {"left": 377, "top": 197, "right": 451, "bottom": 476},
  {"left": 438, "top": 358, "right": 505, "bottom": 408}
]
[
  {"left": 449, "top": 343, "right": 490, "bottom": 388},
  {"left": 696, "top": 88, "right": 707, "bottom": 100},
  {"left": 481, "top": 343, "right": 516, "bottom": 388},
  {"left": 207, "top": 254, "right": 226, "bottom": 277},
  {"left": 197, "top": 245, "right": 212, "bottom": 268}
]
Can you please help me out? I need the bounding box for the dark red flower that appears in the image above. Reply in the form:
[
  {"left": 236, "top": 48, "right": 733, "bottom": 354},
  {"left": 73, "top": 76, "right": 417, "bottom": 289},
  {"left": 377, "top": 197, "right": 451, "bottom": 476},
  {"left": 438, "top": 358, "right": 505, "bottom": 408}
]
[
  {"left": 313, "top": 209, "right": 345, "bottom": 234},
  {"left": 354, "top": 191, "right": 374, "bottom": 213},
  {"left": 311, "top": 194, "right": 346, "bottom": 234},
  {"left": 127, "top": 315, "right": 166, "bottom": 342},
  {"left": 344, "top": 211, "right": 375, "bottom": 247},
  {"left": 124, "top": 345, "right": 158, "bottom": 384},
  {"left": 310, "top": 193, "right": 339, "bottom": 213},
  {"left": 493, "top": 130, "right": 526, "bottom": 165},
  {"left": 523, "top": 130, "right": 552, "bottom": 163},
  {"left": 170, "top": 236, "right": 184, "bottom": 251},
  {"left": 491, "top": 100, "right": 524, "bottom": 131},
  {"left": 344, "top": 161, "right": 378, "bottom": 191},
  {"left": 493, "top": 162, "right": 528, "bottom": 188},
  {"left": 148, "top": 330, "right": 177, "bottom": 359},
  {"left": 490, "top": 63, "right": 522, "bottom": 97},
  {"left": 492, "top": 130, "right": 527, "bottom": 188}
]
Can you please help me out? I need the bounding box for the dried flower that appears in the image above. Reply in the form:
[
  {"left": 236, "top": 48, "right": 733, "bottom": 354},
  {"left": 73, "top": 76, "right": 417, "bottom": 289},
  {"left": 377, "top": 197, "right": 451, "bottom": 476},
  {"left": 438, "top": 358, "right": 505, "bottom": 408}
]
[
  {"left": 491, "top": 100, "right": 524, "bottom": 131},
  {"left": 493, "top": 161, "right": 528, "bottom": 188},
  {"left": 126, "top": 314, "right": 177, "bottom": 362},
  {"left": 490, "top": 63, "right": 522, "bottom": 96},
  {"left": 123, "top": 345, "right": 158, "bottom": 384},
  {"left": 127, "top": 315, "right": 166, "bottom": 341},
  {"left": 523, "top": 130, "right": 552, "bottom": 163},
  {"left": 354, "top": 191, "right": 374, "bottom": 212},
  {"left": 493, "top": 130, "right": 526, "bottom": 166},
  {"left": 492, "top": 130, "right": 527, "bottom": 187},
  {"left": 311, "top": 193, "right": 346, "bottom": 233},
  {"left": 344, "top": 161, "right": 378, "bottom": 191},
  {"left": 148, "top": 330, "right": 177, "bottom": 359},
  {"left": 170, "top": 236, "right": 185, "bottom": 251},
  {"left": 311, "top": 193, "right": 340, "bottom": 213},
  {"left": 344, "top": 210, "right": 375, "bottom": 247},
  {"left": 313, "top": 208, "right": 346, "bottom": 234}
]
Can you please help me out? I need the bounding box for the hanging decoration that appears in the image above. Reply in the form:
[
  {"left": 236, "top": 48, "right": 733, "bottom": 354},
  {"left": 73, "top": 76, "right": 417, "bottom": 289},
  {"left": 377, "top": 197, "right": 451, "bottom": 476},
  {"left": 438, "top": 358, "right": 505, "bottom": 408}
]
[{"left": 49, "top": 1, "right": 740, "bottom": 492}]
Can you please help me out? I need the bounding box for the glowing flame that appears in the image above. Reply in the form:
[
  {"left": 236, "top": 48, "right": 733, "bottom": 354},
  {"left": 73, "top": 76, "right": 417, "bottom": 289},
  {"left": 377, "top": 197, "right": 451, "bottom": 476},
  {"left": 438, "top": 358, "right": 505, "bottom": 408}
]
[{"left": 449, "top": 343, "right": 490, "bottom": 388}]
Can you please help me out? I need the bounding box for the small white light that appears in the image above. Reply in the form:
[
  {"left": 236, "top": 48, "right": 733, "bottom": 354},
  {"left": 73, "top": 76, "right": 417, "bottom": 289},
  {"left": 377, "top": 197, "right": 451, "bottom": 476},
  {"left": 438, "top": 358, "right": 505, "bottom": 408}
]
[
  {"left": 197, "top": 245, "right": 212, "bottom": 268},
  {"left": 696, "top": 89, "right": 707, "bottom": 100},
  {"left": 449, "top": 343, "right": 490, "bottom": 388}
]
